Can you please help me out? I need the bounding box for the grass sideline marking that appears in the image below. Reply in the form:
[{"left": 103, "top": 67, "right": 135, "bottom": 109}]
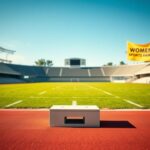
[
  {"left": 0, "top": 83, "right": 149, "bottom": 109},
  {"left": 29, "top": 96, "right": 114, "bottom": 99},
  {"left": 39, "top": 91, "right": 47, "bottom": 95},
  {"left": 5, "top": 100, "right": 23, "bottom": 108},
  {"left": 52, "top": 86, "right": 64, "bottom": 90},
  {"left": 87, "top": 85, "right": 144, "bottom": 108},
  {"left": 87, "top": 85, "right": 114, "bottom": 96},
  {"left": 124, "top": 99, "right": 143, "bottom": 108}
]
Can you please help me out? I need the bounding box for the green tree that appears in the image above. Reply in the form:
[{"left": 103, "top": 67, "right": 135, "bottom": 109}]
[
  {"left": 107, "top": 62, "right": 113, "bottom": 66},
  {"left": 46, "top": 60, "right": 53, "bottom": 67},
  {"left": 120, "top": 61, "right": 126, "bottom": 65},
  {"left": 35, "top": 59, "right": 46, "bottom": 66},
  {"left": 35, "top": 59, "right": 53, "bottom": 67}
]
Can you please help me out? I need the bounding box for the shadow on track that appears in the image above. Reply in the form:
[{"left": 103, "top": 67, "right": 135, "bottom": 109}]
[{"left": 100, "top": 120, "right": 135, "bottom": 128}]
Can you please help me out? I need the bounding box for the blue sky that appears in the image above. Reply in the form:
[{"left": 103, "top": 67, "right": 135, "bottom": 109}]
[{"left": 0, "top": 0, "right": 150, "bottom": 66}]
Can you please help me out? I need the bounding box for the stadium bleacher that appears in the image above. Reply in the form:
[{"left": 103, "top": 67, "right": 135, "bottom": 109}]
[
  {"left": 43, "top": 67, "right": 61, "bottom": 77},
  {"left": 102, "top": 66, "right": 117, "bottom": 76},
  {"left": 89, "top": 68, "right": 104, "bottom": 76},
  {"left": 0, "top": 63, "right": 20, "bottom": 75},
  {"left": 135, "top": 64, "right": 150, "bottom": 75},
  {"left": 111, "top": 64, "right": 147, "bottom": 76},
  {"left": 62, "top": 68, "right": 88, "bottom": 77},
  {"left": 6, "top": 64, "right": 45, "bottom": 76},
  {"left": 0, "top": 62, "right": 150, "bottom": 83}
]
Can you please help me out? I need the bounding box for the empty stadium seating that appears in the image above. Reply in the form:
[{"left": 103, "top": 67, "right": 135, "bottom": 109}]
[
  {"left": 0, "top": 63, "right": 20, "bottom": 75},
  {"left": 111, "top": 64, "right": 146, "bottom": 76},
  {"left": 102, "top": 66, "right": 117, "bottom": 76},
  {"left": 0, "top": 62, "right": 150, "bottom": 83},
  {"left": 62, "top": 68, "right": 88, "bottom": 77},
  {"left": 6, "top": 64, "right": 45, "bottom": 76},
  {"left": 89, "top": 68, "right": 104, "bottom": 76},
  {"left": 135, "top": 64, "right": 150, "bottom": 75},
  {"left": 43, "top": 67, "right": 61, "bottom": 77}
]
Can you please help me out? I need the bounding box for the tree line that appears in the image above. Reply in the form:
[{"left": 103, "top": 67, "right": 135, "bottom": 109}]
[
  {"left": 35, "top": 59, "right": 53, "bottom": 67},
  {"left": 103, "top": 61, "right": 126, "bottom": 66},
  {"left": 34, "top": 59, "right": 126, "bottom": 67}
]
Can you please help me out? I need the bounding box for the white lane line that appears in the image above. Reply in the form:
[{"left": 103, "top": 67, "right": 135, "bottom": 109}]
[
  {"left": 87, "top": 85, "right": 144, "bottom": 108},
  {"left": 87, "top": 85, "right": 113, "bottom": 96},
  {"left": 29, "top": 96, "right": 115, "bottom": 99},
  {"left": 39, "top": 91, "right": 47, "bottom": 95},
  {"left": 52, "top": 86, "right": 63, "bottom": 90},
  {"left": 124, "top": 99, "right": 143, "bottom": 108},
  {"left": 5, "top": 100, "right": 23, "bottom": 108},
  {"left": 102, "top": 91, "right": 113, "bottom": 96}
]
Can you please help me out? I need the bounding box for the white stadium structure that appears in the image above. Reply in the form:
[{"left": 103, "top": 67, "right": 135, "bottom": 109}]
[{"left": 0, "top": 59, "right": 150, "bottom": 84}]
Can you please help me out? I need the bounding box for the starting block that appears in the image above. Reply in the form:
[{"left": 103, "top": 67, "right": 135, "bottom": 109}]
[{"left": 50, "top": 101, "right": 100, "bottom": 127}]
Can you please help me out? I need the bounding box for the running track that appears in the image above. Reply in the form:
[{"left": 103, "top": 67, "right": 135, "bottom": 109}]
[{"left": 0, "top": 109, "right": 150, "bottom": 150}]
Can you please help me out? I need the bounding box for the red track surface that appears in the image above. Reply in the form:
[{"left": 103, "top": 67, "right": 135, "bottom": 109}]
[{"left": 0, "top": 110, "right": 150, "bottom": 150}]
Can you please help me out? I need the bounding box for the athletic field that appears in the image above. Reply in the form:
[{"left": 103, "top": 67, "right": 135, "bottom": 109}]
[
  {"left": 0, "top": 82, "right": 149, "bottom": 109},
  {"left": 0, "top": 82, "right": 150, "bottom": 150}
]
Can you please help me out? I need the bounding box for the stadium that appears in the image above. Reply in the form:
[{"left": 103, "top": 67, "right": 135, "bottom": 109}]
[
  {"left": 0, "top": 59, "right": 150, "bottom": 84},
  {"left": 0, "top": 56, "right": 150, "bottom": 109},
  {"left": 0, "top": 0, "right": 150, "bottom": 149},
  {"left": 0, "top": 55, "right": 150, "bottom": 149}
]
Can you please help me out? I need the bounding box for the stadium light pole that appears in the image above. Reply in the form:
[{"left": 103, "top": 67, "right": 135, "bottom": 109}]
[{"left": 0, "top": 46, "right": 16, "bottom": 63}]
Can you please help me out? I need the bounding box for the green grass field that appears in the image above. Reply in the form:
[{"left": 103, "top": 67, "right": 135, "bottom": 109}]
[{"left": 0, "top": 82, "right": 150, "bottom": 109}]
